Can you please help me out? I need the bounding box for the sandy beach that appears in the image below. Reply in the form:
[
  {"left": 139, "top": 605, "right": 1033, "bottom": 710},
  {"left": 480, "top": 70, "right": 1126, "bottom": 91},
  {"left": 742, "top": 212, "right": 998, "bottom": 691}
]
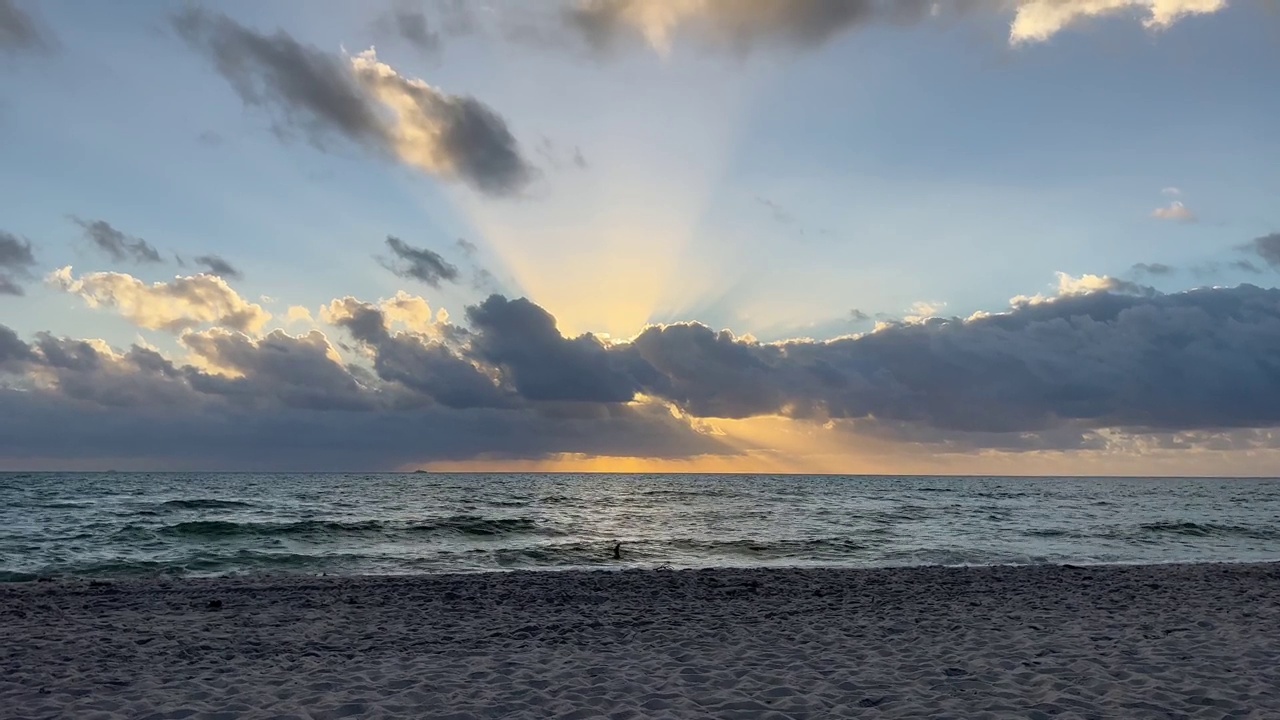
[{"left": 3, "top": 563, "right": 1279, "bottom": 719}]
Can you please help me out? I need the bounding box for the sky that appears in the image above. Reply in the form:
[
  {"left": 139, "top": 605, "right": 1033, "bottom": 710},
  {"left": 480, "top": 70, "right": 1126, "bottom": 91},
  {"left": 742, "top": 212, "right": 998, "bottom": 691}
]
[{"left": 1, "top": 0, "right": 1279, "bottom": 474}]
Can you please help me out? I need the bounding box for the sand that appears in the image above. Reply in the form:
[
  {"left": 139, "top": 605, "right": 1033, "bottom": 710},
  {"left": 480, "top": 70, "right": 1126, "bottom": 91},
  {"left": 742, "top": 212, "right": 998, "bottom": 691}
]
[{"left": 3, "top": 563, "right": 1280, "bottom": 719}]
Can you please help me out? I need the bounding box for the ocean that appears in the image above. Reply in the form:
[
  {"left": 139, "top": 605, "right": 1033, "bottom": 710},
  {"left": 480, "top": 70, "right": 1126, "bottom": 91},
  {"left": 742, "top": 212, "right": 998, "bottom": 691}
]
[{"left": 2, "top": 473, "right": 1279, "bottom": 581}]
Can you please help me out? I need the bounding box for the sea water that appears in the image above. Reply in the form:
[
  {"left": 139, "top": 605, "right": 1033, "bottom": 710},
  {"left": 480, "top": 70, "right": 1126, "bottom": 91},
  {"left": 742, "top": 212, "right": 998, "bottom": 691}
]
[{"left": 2, "top": 473, "right": 1279, "bottom": 580}]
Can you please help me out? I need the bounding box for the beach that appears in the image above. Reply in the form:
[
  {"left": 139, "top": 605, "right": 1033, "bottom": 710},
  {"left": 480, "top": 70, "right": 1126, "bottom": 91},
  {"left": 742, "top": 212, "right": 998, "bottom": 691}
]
[{"left": 3, "top": 563, "right": 1279, "bottom": 719}]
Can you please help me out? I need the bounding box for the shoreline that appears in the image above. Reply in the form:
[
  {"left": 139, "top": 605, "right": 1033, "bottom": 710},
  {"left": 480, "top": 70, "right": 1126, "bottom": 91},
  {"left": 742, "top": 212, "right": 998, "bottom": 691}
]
[
  {"left": 5, "top": 562, "right": 1280, "bottom": 718},
  {"left": 10, "top": 555, "right": 1280, "bottom": 585}
]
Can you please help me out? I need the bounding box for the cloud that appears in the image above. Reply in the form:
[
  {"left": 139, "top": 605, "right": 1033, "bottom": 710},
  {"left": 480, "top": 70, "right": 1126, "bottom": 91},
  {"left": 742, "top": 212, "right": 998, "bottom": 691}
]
[
  {"left": 0, "top": 321, "right": 726, "bottom": 469},
  {"left": 1151, "top": 200, "right": 1196, "bottom": 223},
  {"left": 326, "top": 298, "right": 508, "bottom": 410},
  {"left": 568, "top": 0, "right": 944, "bottom": 54},
  {"left": 180, "top": 328, "right": 373, "bottom": 410},
  {"left": 174, "top": 9, "right": 533, "bottom": 196},
  {"left": 1161, "top": 186, "right": 1182, "bottom": 196},
  {"left": 629, "top": 283, "right": 1280, "bottom": 436},
  {"left": 48, "top": 267, "right": 271, "bottom": 334},
  {"left": 0, "top": 230, "right": 36, "bottom": 296},
  {"left": 1054, "top": 272, "right": 1147, "bottom": 296},
  {"left": 465, "top": 295, "right": 641, "bottom": 403},
  {"left": 1131, "top": 262, "right": 1175, "bottom": 277},
  {"left": 70, "top": 217, "right": 163, "bottom": 264},
  {"left": 1010, "top": 272, "right": 1150, "bottom": 306},
  {"left": 0, "top": 0, "right": 53, "bottom": 54},
  {"left": 449, "top": 238, "right": 502, "bottom": 292},
  {"left": 7, "top": 274, "right": 1280, "bottom": 468},
  {"left": 385, "top": 8, "right": 441, "bottom": 54},
  {"left": 380, "top": 236, "right": 461, "bottom": 287},
  {"left": 565, "top": 0, "right": 1228, "bottom": 54},
  {"left": 849, "top": 309, "right": 871, "bottom": 323},
  {"left": 193, "top": 254, "right": 243, "bottom": 280},
  {"left": 348, "top": 50, "right": 534, "bottom": 195},
  {"left": 1241, "top": 233, "right": 1280, "bottom": 269},
  {"left": 1009, "top": 0, "right": 1227, "bottom": 45},
  {"left": 756, "top": 196, "right": 795, "bottom": 225},
  {"left": 534, "top": 136, "right": 590, "bottom": 172},
  {"left": 285, "top": 305, "right": 314, "bottom": 324}
]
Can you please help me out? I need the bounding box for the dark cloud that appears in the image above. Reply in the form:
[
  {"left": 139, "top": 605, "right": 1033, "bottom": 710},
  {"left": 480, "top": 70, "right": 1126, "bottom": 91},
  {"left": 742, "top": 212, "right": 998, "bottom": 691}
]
[
  {"left": 567, "top": 0, "right": 940, "bottom": 54},
  {"left": 1131, "top": 262, "right": 1174, "bottom": 277},
  {"left": 8, "top": 278, "right": 1280, "bottom": 468},
  {"left": 380, "top": 236, "right": 460, "bottom": 287},
  {"left": 455, "top": 238, "right": 478, "bottom": 257},
  {"left": 849, "top": 309, "right": 870, "bottom": 322},
  {"left": 173, "top": 8, "right": 383, "bottom": 146},
  {"left": 1231, "top": 260, "right": 1263, "bottom": 274},
  {"left": 465, "top": 295, "right": 640, "bottom": 403},
  {"left": 70, "top": 217, "right": 162, "bottom": 264},
  {"left": 324, "top": 297, "right": 508, "bottom": 410},
  {"left": 1242, "top": 233, "right": 1280, "bottom": 269},
  {"left": 174, "top": 8, "right": 533, "bottom": 196},
  {"left": 0, "top": 321, "right": 724, "bottom": 470},
  {"left": 390, "top": 8, "right": 441, "bottom": 54},
  {"left": 0, "top": 0, "right": 52, "bottom": 55},
  {"left": 634, "top": 286, "right": 1280, "bottom": 435},
  {"left": 437, "top": 0, "right": 480, "bottom": 35},
  {"left": 193, "top": 254, "right": 243, "bottom": 280},
  {"left": 181, "top": 329, "right": 375, "bottom": 411},
  {"left": 0, "top": 324, "right": 33, "bottom": 366},
  {"left": 0, "top": 230, "right": 36, "bottom": 296}
]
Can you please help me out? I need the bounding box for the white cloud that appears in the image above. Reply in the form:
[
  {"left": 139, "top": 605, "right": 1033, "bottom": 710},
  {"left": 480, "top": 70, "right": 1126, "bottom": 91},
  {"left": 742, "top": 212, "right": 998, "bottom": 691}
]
[
  {"left": 1055, "top": 272, "right": 1125, "bottom": 295},
  {"left": 1011, "top": 272, "right": 1147, "bottom": 306},
  {"left": 285, "top": 306, "right": 315, "bottom": 325},
  {"left": 1010, "top": 0, "right": 1228, "bottom": 45},
  {"left": 48, "top": 266, "right": 271, "bottom": 334},
  {"left": 569, "top": 0, "right": 1229, "bottom": 53},
  {"left": 320, "top": 292, "right": 450, "bottom": 337},
  {"left": 1151, "top": 200, "right": 1196, "bottom": 223},
  {"left": 1161, "top": 186, "right": 1182, "bottom": 196},
  {"left": 380, "top": 291, "right": 439, "bottom": 334},
  {"left": 904, "top": 300, "right": 947, "bottom": 323}
]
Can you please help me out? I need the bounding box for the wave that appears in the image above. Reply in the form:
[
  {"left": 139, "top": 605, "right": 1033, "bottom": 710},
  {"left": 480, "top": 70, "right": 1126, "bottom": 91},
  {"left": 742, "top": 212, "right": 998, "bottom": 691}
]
[
  {"left": 115, "top": 515, "right": 552, "bottom": 541},
  {"left": 3, "top": 551, "right": 380, "bottom": 581},
  {"left": 160, "top": 499, "right": 256, "bottom": 510},
  {"left": 668, "top": 536, "right": 874, "bottom": 561},
  {"left": 1136, "top": 522, "right": 1280, "bottom": 541},
  {"left": 1024, "top": 528, "right": 1078, "bottom": 538}
]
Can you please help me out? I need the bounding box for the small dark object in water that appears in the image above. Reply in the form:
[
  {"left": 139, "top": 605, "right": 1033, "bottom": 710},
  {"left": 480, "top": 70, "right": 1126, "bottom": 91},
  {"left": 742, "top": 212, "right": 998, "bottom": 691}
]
[
  {"left": 207, "top": 599, "right": 223, "bottom": 610},
  {"left": 612, "top": 541, "right": 622, "bottom": 560},
  {"left": 36, "top": 576, "right": 53, "bottom": 583}
]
